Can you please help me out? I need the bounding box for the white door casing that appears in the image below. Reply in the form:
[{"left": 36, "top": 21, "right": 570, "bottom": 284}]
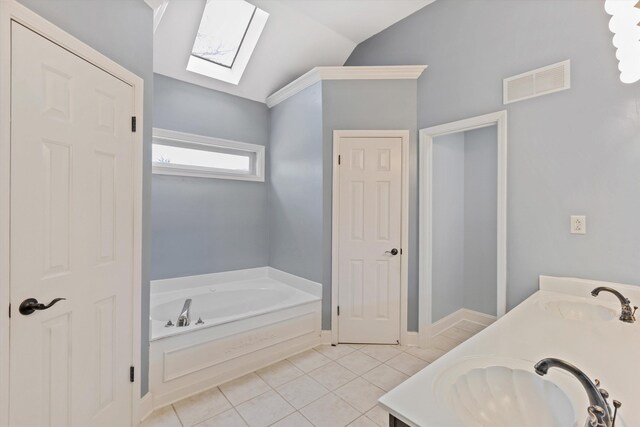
[
  {"left": 335, "top": 133, "right": 406, "bottom": 344},
  {"left": 418, "top": 111, "right": 507, "bottom": 348},
  {"left": 9, "top": 22, "right": 136, "bottom": 427}
]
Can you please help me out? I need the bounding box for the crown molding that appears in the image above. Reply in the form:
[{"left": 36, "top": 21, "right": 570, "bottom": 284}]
[{"left": 266, "top": 65, "right": 428, "bottom": 108}]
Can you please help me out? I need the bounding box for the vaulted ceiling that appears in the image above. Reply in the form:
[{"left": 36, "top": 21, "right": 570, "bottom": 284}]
[{"left": 152, "top": 0, "right": 435, "bottom": 103}]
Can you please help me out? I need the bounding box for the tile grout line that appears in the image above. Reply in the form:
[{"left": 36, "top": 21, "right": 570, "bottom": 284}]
[
  {"left": 145, "top": 334, "right": 488, "bottom": 427},
  {"left": 259, "top": 347, "right": 390, "bottom": 427},
  {"left": 170, "top": 403, "right": 185, "bottom": 427},
  {"left": 217, "top": 388, "right": 242, "bottom": 427}
]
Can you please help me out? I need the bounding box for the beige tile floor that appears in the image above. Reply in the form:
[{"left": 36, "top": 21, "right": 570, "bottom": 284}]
[{"left": 142, "top": 320, "right": 486, "bottom": 427}]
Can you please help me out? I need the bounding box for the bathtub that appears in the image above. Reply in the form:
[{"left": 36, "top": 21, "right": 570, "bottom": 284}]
[
  {"left": 148, "top": 267, "right": 322, "bottom": 408},
  {"left": 151, "top": 278, "right": 319, "bottom": 340}
]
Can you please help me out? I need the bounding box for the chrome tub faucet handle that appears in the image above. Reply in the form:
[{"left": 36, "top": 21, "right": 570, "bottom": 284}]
[{"left": 177, "top": 298, "right": 192, "bottom": 327}]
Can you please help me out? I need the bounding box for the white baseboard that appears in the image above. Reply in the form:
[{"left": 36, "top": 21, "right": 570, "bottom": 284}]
[
  {"left": 320, "top": 330, "right": 332, "bottom": 345},
  {"left": 431, "top": 308, "right": 496, "bottom": 338},
  {"left": 458, "top": 308, "right": 496, "bottom": 327},
  {"left": 405, "top": 331, "right": 418, "bottom": 347},
  {"left": 138, "top": 392, "right": 154, "bottom": 424}
]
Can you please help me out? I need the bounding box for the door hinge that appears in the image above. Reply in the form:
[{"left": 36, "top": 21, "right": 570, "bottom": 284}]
[
  {"left": 338, "top": 155, "right": 341, "bottom": 165},
  {"left": 130, "top": 366, "right": 135, "bottom": 383},
  {"left": 337, "top": 305, "right": 340, "bottom": 316},
  {"left": 131, "top": 116, "right": 137, "bottom": 133},
  {"left": 8, "top": 304, "right": 10, "bottom": 318}
]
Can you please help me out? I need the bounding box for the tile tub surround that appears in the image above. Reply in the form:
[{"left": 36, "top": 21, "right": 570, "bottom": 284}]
[
  {"left": 141, "top": 323, "right": 485, "bottom": 427},
  {"left": 379, "top": 276, "right": 640, "bottom": 427}
]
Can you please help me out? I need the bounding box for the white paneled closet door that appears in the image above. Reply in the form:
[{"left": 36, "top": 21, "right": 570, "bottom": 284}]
[
  {"left": 337, "top": 136, "right": 402, "bottom": 344},
  {"left": 10, "top": 22, "right": 135, "bottom": 427}
]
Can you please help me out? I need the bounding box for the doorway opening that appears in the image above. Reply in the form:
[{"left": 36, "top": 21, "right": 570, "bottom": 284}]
[{"left": 418, "top": 111, "right": 507, "bottom": 347}]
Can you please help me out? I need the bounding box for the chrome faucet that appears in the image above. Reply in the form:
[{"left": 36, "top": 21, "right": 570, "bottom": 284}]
[
  {"left": 177, "top": 298, "right": 192, "bottom": 327},
  {"left": 535, "top": 358, "right": 621, "bottom": 427},
  {"left": 591, "top": 287, "right": 637, "bottom": 323}
]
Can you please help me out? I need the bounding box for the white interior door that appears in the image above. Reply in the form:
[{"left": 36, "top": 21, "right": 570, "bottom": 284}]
[
  {"left": 337, "top": 136, "right": 402, "bottom": 344},
  {"left": 9, "top": 22, "right": 135, "bottom": 427}
]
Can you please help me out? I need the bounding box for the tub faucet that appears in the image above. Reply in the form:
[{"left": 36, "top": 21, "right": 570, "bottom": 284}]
[
  {"left": 177, "top": 298, "right": 192, "bottom": 327},
  {"left": 591, "top": 287, "right": 637, "bottom": 323},
  {"left": 535, "top": 358, "right": 618, "bottom": 427}
]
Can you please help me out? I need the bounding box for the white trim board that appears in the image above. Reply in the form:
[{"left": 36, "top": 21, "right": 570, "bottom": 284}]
[
  {"left": 266, "top": 65, "right": 427, "bottom": 108},
  {"left": 404, "top": 331, "right": 419, "bottom": 347},
  {"left": 139, "top": 392, "right": 155, "bottom": 424},
  {"left": 418, "top": 110, "right": 507, "bottom": 348},
  {"left": 152, "top": 128, "right": 266, "bottom": 182},
  {"left": 0, "top": 2, "right": 145, "bottom": 426},
  {"left": 150, "top": 267, "right": 322, "bottom": 298},
  {"left": 430, "top": 309, "right": 496, "bottom": 338},
  {"left": 320, "top": 330, "right": 332, "bottom": 345},
  {"left": 331, "top": 130, "right": 411, "bottom": 346}
]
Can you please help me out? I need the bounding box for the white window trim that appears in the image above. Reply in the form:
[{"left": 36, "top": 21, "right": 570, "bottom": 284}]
[{"left": 152, "top": 128, "right": 265, "bottom": 182}]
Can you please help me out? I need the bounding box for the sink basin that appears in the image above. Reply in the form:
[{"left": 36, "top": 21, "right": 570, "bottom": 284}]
[
  {"left": 433, "top": 357, "right": 584, "bottom": 427},
  {"left": 543, "top": 300, "right": 617, "bottom": 321},
  {"left": 448, "top": 366, "right": 574, "bottom": 427}
]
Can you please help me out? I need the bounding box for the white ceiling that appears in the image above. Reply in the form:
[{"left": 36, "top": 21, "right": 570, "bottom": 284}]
[{"left": 153, "top": 0, "right": 434, "bottom": 103}]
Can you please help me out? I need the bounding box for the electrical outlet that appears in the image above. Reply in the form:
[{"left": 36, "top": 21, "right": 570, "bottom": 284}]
[{"left": 570, "top": 215, "right": 586, "bottom": 234}]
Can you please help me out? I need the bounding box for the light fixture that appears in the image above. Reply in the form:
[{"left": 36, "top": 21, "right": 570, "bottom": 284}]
[{"left": 605, "top": 0, "right": 640, "bottom": 84}]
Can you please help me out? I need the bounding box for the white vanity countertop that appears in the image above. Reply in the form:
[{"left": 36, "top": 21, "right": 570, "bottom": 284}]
[{"left": 379, "top": 276, "right": 640, "bottom": 427}]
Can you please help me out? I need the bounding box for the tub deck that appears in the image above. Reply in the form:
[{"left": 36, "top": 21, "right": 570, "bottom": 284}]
[
  {"left": 148, "top": 267, "right": 322, "bottom": 409},
  {"left": 151, "top": 277, "right": 319, "bottom": 340}
]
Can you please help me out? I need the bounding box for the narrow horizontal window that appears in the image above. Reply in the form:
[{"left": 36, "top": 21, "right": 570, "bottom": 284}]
[
  {"left": 153, "top": 144, "right": 252, "bottom": 172},
  {"left": 152, "top": 128, "right": 265, "bottom": 182}
]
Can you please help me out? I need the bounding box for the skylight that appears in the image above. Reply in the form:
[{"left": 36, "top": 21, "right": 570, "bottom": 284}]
[{"left": 187, "top": 0, "right": 268, "bottom": 85}]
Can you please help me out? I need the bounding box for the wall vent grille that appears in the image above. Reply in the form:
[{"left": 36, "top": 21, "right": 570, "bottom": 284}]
[{"left": 503, "top": 60, "right": 570, "bottom": 104}]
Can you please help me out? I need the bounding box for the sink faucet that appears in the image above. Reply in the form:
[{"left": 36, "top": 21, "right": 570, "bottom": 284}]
[
  {"left": 535, "top": 358, "right": 619, "bottom": 427},
  {"left": 177, "top": 298, "right": 192, "bottom": 327},
  {"left": 591, "top": 287, "right": 637, "bottom": 323}
]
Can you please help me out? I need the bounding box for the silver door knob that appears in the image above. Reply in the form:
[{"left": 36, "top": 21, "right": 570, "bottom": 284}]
[{"left": 385, "top": 248, "right": 399, "bottom": 256}]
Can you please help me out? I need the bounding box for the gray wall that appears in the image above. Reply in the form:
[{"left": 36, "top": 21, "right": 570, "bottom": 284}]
[
  {"left": 268, "top": 83, "right": 324, "bottom": 284},
  {"left": 152, "top": 74, "right": 270, "bottom": 280},
  {"left": 432, "top": 126, "right": 498, "bottom": 321},
  {"left": 347, "top": 0, "right": 640, "bottom": 311},
  {"left": 463, "top": 126, "right": 498, "bottom": 316},
  {"left": 322, "top": 79, "right": 418, "bottom": 330},
  {"left": 17, "top": 0, "right": 154, "bottom": 395},
  {"left": 432, "top": 133, "right": 466, "bottom": 321},
  {"left": 267, "top": 80, "right": 417, "bottom": 331}
]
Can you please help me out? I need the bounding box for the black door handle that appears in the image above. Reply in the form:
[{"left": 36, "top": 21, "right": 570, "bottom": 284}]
[
  {"left": 19, "top": 297, "right": 66, "bottom": 315},
  {"left": 385, "top": 248, "right": 399, "bottom": 256}
]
